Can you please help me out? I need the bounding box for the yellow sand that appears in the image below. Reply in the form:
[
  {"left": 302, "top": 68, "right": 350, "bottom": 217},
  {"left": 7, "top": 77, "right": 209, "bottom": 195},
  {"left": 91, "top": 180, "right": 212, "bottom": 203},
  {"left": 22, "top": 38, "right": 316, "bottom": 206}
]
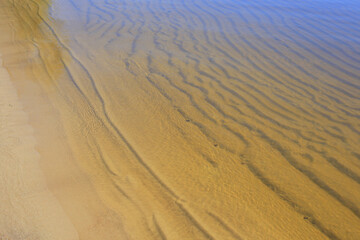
[
  {"left": 1, "top": 0, "right": 360, "bottom": 239},
  {"left": 0, "top": 53, "right": 79, "bottom": 240}
]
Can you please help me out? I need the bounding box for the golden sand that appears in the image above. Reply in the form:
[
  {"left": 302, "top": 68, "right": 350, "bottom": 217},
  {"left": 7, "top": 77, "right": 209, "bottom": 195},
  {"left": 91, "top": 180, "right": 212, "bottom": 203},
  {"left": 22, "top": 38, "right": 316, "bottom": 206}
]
[
  {"left": 0, "top": 52, "right": 81, "bottom": 239},
  {"left": 0, "top": 0, "right": 359, "bottom": 239}
]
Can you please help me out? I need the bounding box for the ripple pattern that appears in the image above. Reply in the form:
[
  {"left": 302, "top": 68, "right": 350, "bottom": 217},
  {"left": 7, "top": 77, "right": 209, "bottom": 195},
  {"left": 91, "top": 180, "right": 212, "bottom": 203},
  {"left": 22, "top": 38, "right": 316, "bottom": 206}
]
[{"left": 4, "top": 0, "right": 360, "bottom": 239}]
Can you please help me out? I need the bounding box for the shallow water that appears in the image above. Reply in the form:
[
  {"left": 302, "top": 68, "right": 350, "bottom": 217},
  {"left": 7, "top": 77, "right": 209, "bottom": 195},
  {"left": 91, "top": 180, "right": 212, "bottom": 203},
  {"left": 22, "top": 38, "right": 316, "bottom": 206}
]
[{"left": 1, "top": 0, "right": 360, "bottom": 239}]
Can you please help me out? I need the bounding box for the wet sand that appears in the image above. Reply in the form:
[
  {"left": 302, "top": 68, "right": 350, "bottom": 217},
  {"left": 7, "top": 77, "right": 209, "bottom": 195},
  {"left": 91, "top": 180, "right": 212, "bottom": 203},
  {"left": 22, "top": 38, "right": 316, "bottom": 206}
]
[
  {"left": 1, "top": 0, "right": 360, "bottom": 239},
  {"left": 0, "top": 53, "right": 79, "bottom": 240}
]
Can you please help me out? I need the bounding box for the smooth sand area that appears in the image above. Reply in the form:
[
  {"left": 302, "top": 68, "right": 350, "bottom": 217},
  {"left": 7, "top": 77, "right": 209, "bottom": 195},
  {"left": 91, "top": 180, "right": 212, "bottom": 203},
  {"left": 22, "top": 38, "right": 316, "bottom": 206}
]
[
  {"left": 0, "top": 53, "right": 129, "bottom": 240},
  {"left": 0, "top": 54, "right": 78, "bottom": 240},
  {"left": 1, "top": 0, "right": 360, "bottom": 239}
]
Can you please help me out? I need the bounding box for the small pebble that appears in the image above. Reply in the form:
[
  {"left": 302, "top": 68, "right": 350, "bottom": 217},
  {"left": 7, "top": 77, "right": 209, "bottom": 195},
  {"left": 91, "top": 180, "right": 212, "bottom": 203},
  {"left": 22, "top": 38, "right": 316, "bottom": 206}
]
[
  {"left": 186, "top": 119, "right": 190, "bottom": 122},
  {"left": 214, "top": 144, "right": 218, "bottom": 147}
]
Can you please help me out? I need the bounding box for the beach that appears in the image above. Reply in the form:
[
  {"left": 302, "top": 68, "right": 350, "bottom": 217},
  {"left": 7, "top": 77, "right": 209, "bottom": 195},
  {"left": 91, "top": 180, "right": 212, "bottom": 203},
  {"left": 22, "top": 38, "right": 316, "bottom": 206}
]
[
  {"left": 0, "top": 52, "right": 79, "bottom": 240},
  {"left": 0, "top": 0, "right": 360, "bottom": 239}
]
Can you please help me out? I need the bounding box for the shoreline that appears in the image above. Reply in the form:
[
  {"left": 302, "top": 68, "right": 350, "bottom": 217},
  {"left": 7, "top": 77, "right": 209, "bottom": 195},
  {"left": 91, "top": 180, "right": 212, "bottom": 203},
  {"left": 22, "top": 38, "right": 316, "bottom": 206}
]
[
  {"left": 0, "top": 53, "right": 78, "bottom": 240},
  {"left": 0, "top": 3, "right": 128, "bottom": 239}
]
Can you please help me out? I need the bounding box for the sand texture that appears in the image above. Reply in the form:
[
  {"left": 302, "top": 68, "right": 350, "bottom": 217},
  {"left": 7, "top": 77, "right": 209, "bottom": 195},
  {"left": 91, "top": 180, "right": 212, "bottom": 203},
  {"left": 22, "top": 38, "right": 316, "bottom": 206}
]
[
  {"left": 0, "top": 54, "right": 79, "bottom": 240},
  {"left": 0, "top": 0, "right": 360, "bottom": 239}
]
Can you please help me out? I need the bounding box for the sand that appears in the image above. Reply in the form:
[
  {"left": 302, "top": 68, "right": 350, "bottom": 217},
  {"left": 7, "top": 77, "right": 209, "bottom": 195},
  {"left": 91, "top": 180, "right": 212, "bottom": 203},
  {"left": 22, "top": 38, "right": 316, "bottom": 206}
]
[
  {"left": 0, "top": 54, "right": 79, "bottom": 240},
  {"left": 1, "top": 0, "right": 360, "bottom": 239}
]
